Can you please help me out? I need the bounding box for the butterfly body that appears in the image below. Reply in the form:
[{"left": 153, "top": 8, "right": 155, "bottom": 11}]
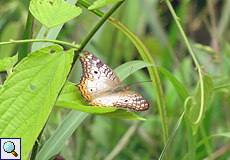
[{"left": 77, "top": 51, "right": 149, "bottom": 111}]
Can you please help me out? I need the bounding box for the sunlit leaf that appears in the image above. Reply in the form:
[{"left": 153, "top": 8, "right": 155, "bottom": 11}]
[
  {"left": 0, "top": 45, "right": 74, "bottom": 159},
  {"left": 29, "top": 0, "right": 82, "bottom": 29}
]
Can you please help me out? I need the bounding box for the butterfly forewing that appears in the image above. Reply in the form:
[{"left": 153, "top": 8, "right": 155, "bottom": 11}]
[
  {"left": 77, "top": 51, "right": 120, "bottom": 101},
  {"left": 77, "top": 51, "right": 149, "bottom": 111}
]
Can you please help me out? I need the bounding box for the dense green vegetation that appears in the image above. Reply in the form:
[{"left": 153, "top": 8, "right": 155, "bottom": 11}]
[{"left": 0, "top": 0, "right": 229, "bottom": 159}]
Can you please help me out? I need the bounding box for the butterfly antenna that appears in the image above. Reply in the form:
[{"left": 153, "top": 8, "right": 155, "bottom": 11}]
[
  {"left": 127, "top": 65, "right": 154, "bottom": 86},
  {"left": 129, "top": 80, "right": 154, "bottom": 86}
]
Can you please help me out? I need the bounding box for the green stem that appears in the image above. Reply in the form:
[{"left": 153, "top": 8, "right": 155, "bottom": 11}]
[
  {"left": 78, "top": 0, "right": 104, "bottom": 17},
  {"left": 78, "top": 1, "right": 124, "bottom": 52},
  {"left": 165, "top": 0, "right": 205, "bottom": 125},
  {"left": 0, "top": 39, "right": 80, "bottom": 49},
  {"left": 166, "top": 1, "right": 200, "bottom": 68},
  {"left": 200, "top": 123, "right": 214, "bottom": 160},
  {"left": 18, "top": 11, "right": 34, "bottom": 62},
  {"left": 165, "top": 1, "right": 206, "bottom": 159},
  {"left": 73, "top": 1, "right": 124, "bottom": 62}
]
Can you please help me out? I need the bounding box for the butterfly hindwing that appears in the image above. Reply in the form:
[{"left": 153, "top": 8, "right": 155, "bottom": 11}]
[
  {"left": 114, "top": 91, "right": 149, "bottom": 111},
  {"left": 90, "top": 90, "right": 149, "bottom": 111}
]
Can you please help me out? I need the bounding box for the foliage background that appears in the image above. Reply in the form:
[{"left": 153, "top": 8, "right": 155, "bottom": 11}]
[{"left": 0, "top": 0, "right": 230, "bottom": 159}]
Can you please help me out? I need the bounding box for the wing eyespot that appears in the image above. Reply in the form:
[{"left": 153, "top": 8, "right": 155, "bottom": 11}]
[{"left": 94, "top": 71, "right": 98, "bottom": 74}]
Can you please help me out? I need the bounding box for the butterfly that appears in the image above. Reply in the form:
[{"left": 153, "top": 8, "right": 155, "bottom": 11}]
[{"left": 77, "top": 51, "right": 149, "bottom": 111}]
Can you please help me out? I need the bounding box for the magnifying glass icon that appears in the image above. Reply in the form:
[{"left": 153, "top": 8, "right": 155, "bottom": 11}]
[{"left": 3, "top": 141, "right": 18, "bottom": 157}]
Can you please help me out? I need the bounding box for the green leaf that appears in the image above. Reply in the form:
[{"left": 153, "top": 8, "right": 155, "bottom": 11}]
[
  {"left": 159, "top": 112, "right": 185, "bottom": 160},
  {"left": 88, "top": 0, "right": 124, "bottom": 10},
  {"left": 29, "top": 0, "right": 82, "bottom": 29},
  {"left": 97, "top": 109, "right": 146, "bottom": 120},
  {"left": 197, "top": 132, "right": 230, "bottom": 149},
  {"left": 183, "top": 132, "right": 230, "bottom": 159},
  {"left": 0, "top": 44, "right": 74, "bottom": 160},
  {"left": 0, "top": 54, "right": 17, "bottom": 72},
  {"left": 156, "top": 66, "right": 190, "bottom": 104},
  {"left": 114, "top": 60, "right": 153, "bottom": 82},
  {"left": 188, "top": 74, "right": 214, "bottom": 134}
]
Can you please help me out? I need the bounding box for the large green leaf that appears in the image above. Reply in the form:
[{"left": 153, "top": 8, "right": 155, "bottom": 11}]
[
  {"left": 29, "top": 0, "right": 82, "bottom": 29},
  {"left": 0, "top": 45, "right": 74, "bottom": 159}
]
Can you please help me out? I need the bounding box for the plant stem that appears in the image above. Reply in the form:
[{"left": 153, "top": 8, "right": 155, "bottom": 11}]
[
  {"left": 73, "top": 1, "right": 124, "bottom": 62},
  {"left": 18, "top": 11, "right": 34, "bottom": 62},
  {"left": 165, "top": 1, "right": 205, "bottom": 159},
  {"left": 0, "top": 39, "right": 80, "bottom": 49},
  {"left": 165, "top": 0, "right": 205, "bottom": 125},
  {"left": 78, "top": 1, "right": 124, "bottom": 52}
]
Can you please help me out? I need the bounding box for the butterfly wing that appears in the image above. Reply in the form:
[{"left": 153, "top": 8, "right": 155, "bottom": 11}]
[
  {"left": 77, "top": 51, "right": 121, "bottom": 101},
  {"left": 90, "top": 90, "right": 149, "bottom": 111}
]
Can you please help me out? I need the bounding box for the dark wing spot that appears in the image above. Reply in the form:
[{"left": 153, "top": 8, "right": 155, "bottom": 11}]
[
  {"left": 96, "top": 61, "right": 104, "bottom": 68},
  {"left": 125, "top": 100, "right": 128, "bottom": 102},
  {"left": 90, "top": 89, "right": 93, "bottom": 92},
  {"left": 94, "top": 71, "right": 98, "bottom": 74}
]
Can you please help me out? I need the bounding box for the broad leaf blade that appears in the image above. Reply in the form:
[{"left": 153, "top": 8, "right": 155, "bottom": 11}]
[
  {"left": 0, "top": 45, "right": 74, "bottom": 159},
  {"left": 29, "top": 0, "right": 82, "bottom": 29},
  {"left": 88, "top": 0, "right": 124, "bottom": 10}
]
